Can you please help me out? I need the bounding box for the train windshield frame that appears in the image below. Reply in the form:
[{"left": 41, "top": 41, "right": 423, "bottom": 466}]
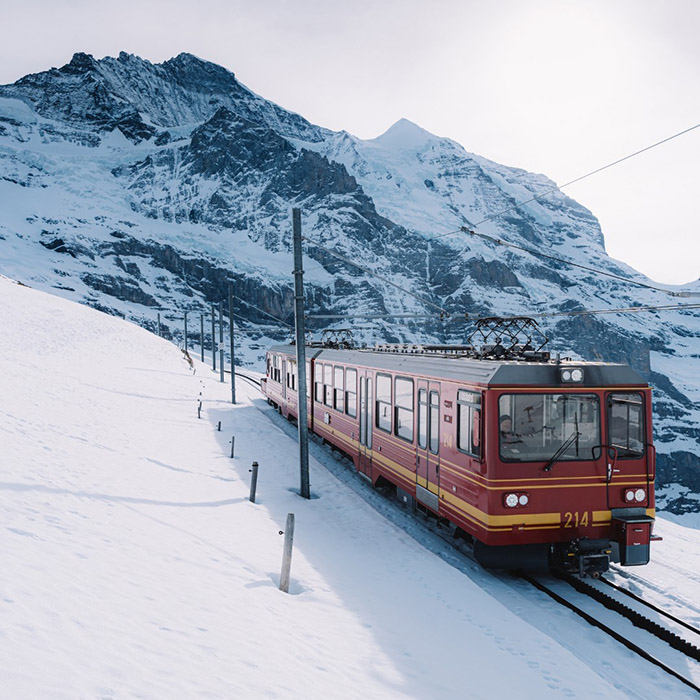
[{"left": 498, "top": 392, "right": 601, "bottom": 463}]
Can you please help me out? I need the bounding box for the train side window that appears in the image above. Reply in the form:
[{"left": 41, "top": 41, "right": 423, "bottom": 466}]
[
  {"left": 288, "top": 361, "right": 296, "bottom": 391},
  {"left": 429, "top": 391, "right": 439, "bottom": 454},
  {"left": 306, "top": 362, "right": 311, "bottom": 399},
  {"left": 376, "top": 373, "right": 392, "bottom": 432},
  {"left": 334, "top": 366, "right": 345, "bottom": 412},
  {"left": 394, "top": 377, "right": 414, "bottom": 442},
  {"left": 315, "top": 363, "right": 324, "bottom": 402},
  {"left": 272, "top": 355, "right": 281, "bottom": 383},
  {"left": 457, "top": 390, "right": 481, "bottom": 458},
  {"left": 418, "top": 389, "right": 428, "bottom": 448},
  {"left": 345, "top": 368, "right": 357, "bottom": 417},
  {"left": 266, "top": 355, "right": 271, "bottom": 377},
  {"left": 324, "top": 364, "right": 333, "bottom": 407},
  {"left": 609, "top": 393, "right": 645, "bottom": 459}
]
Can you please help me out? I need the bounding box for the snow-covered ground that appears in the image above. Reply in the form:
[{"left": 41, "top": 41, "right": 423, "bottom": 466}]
[{"left": 1, "top": 275, "right": 698, "bottom": 699}]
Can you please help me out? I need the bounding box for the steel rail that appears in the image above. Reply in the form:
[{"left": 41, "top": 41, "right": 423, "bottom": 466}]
[
  {"left": 600, "top": 576, "right": 700, "bottom": 638},
  {"left": 523, "top": 574, "right": 700, "bottom": 694}
]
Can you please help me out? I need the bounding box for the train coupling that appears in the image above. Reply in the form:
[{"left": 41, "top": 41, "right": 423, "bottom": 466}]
[{"left": 556, "top": 538, "right": 611, "bottom": 577}]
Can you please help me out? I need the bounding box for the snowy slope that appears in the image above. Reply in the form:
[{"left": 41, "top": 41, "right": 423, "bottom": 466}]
[
  {"left": 2, "top": 276, "right": 700, "bottom": 699},
  {"left": 0, "top": 52, "right": 698, "bottom": 509}
]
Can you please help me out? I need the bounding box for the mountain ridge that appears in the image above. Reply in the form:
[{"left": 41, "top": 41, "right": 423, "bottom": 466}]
[{"left": 0, "top": 52, "right": 697, "bottom": 512}]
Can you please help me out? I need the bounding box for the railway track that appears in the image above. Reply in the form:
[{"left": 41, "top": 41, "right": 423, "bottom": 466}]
[
  {"left": 254, "top": 385, "right": 700, "bottom": 696},
  {"left": 523, "top": 572, "right": 700, "bottom": 694}
]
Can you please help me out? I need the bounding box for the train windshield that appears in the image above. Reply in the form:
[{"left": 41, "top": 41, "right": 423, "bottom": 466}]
[{"left": 498, "top": 393, "right": 600, "bottom": 462}]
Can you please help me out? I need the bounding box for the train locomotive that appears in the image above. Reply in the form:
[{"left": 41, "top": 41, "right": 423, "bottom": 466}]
[{"left": 261, "top": 321, "right": 657, "bottom": 576}]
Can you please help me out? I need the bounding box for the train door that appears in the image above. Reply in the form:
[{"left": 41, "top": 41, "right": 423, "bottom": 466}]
[
  {"left": 416, "top": 380, "right": 440, "bottom": 511},
  {"left": 358, "top": 371, "right": 373, "bottom": 479},
  {"left": 605, "top": 392, "right": 650, "bottom": 509}
]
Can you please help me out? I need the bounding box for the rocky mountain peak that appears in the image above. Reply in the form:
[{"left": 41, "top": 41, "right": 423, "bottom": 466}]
[{"left": 372, "top": 118, "right": 439, "bottom": 150}]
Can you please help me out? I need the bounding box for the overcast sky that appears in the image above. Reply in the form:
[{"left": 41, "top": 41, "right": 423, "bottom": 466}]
[{"left": 2, "top": 0, "right": 698, "bottom": 285}]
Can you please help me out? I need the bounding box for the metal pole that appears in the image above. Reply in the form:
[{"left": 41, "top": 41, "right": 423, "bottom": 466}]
[
  {"left": 157, "top": 312, "right": 161, "bottom": 337},
  {"left": 229, "top": 283, "right": 236, "bottom": 404},
  {"left": 218, "top": 302, "right": 224, "bottom": 383},
  {"left": 279, "top": 513, "right": 295, "bottom": 593},
  {"left": 249, "top": 461, "right": 259, "bottom": 503},
  {"left": 230, "top": 435, "right": 235, "bottom": 458},
  {"left": 200, "top": 313, "right": 204, "bottom": 362},
  {"left": 184, "top": 311, "right": 188, "bottom": 350},
  {"left": 211, "top": 304, "right": 216, "bottom": 372},
  {"left": 292, "top": 208, "right": 310, "bottom": 499}
]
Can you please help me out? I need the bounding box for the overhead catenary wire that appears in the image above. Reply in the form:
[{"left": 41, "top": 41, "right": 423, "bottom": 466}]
[
  {"left": 235, "top": 296, "right": 295, "bottom": 329},
  {"left": 427, "top": 122, "right": 700, "bottom": 298},
  {"left": 458, "top": 227, "right": 694, "bottom": 297},
  {"left": 305, "top": 303, "right": 700, "bottom": 323},
  {"left": 301, "top": 234, "right": 450, "bottom": 315},
  {"left": 437, "top": 121, "right": 700, "bottom": 239},
  {"left": 190, "top": 124, "right": 700, "bottom": 336}
]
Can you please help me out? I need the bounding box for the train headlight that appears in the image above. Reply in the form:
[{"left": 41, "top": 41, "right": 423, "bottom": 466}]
[
  {"left": 505, "top": 493, "right": 518, "bottom": 508},
  {"left": 625, "top": 489, "right": 636, "bottom": 502},
  {"left": 560, "top": 367, "right": 584, "bottom": 383},
  {"left": 518, "top": 494, "right": 529, "bottom": 506},
  {"left": 634, "top": 488, "right": 646, "bottom": 502}
]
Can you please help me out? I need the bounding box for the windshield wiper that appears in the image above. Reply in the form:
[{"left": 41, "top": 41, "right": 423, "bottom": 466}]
[{"left": 543, "top": 431, "right": 581, "bottom": 472}]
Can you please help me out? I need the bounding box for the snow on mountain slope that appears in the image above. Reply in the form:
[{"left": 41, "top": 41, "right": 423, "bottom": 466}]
[
  {"left": 2, "top": 274, "right": 700, "bottom": 699},
  {"left": 0, "top": 52, "right": 697, "bottom": 511}
]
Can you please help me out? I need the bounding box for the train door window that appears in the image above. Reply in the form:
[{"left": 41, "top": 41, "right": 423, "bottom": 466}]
[
  {"left": 429, "top": 391, "right": 440, "bottom": 454},
  {"left": 288, "top": 361, "right": 296, "bottom": 391},
  {"left": 266, "top": 355, "right": 271, "bottom": 377},
  {"left": 324, "top": 364, "right": 333, "bottom": 407},
  {"left": 345, "top": 368, "right": 357, "bottom": 417},
  {"left": 315, "top": 363, "right": 324, "bottom": 402},
  {"left": 609, "top": 393, "right": 645, "bottom": 459},
  {"left": 334, "top": 366, "right": 345, "bottom": 412},
  {"left": 418, "top": 389, "right": 428, "bottom": 448},
  {"left": 359, "top": 379, "right": 366, "bottom": 445},
  {"left": 367, "top": 378, "right": 373, "bottom": 449},
  {"left": 376, "top": 373, "right": 392, "bottom": 432},
  {"left": 457, "top": 390, "right": 481, "bottom": 458},
  {"left": 394, "top": 377, "right": 414, "bottom": 442}
]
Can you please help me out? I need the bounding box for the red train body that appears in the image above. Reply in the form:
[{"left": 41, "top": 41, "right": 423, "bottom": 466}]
[{"left": 262, "top": 344, "right": 657, "bottom": 574}]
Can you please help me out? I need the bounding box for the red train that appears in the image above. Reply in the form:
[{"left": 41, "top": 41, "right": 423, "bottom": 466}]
[{"left": 261, "top": 338, "right": 657, "bottom": 575}]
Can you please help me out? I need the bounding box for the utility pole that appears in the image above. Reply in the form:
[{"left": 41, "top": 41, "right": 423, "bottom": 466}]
[
  {"left": 184, "top": 311, "right": 188, "bottom": 350},
  {"left": 218, "top": 302, "right": 224, "bottom": 383},
  {"left": 292, "top": 208, "right": 310, "bottom": 499},
  {"left": 211, "top": 304, "right": 216, "bottom": 372},
  {"left": 157, "top": 312, "right": 161, "bottom": 337},
  {"left": 229, "top": 283, "right": 236, "bottom": 404},
  {"left": 200, "top": 313, "right": 204, "bottom": 362}
]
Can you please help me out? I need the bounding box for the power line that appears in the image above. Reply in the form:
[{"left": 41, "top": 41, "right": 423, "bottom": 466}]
[
  {"left": 301, "top": 234, "right": 450, "bottom": 315},
  {"left": 524, "top": 302, "right": 700, "bottom": 320},
  {"left": 427, "top": 122, "right": 700, "bottom": 297},
  {"left": 435, "top": 121, "right": 700, "bottom": 239},
  {"left": 235, "top": 296, "right": 294, "bottom": 329},
  {"left": 458, "top": 227, "right": 692, "bottom": 297},
  {"left": 305, "top": 303, "right": 700, "bottom": 323}
]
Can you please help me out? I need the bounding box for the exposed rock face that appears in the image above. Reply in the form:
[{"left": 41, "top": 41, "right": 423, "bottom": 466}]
[{"left": 0, "top": 52, "right": 698, "bottom": 512}]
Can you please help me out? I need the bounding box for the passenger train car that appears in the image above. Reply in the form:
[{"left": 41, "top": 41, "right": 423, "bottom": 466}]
[{"left": 261, "top": 340, "right": 657, "bottom": 575}]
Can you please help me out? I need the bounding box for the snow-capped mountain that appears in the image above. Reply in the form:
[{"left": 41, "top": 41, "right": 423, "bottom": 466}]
[{"left": 0, "top": 52, "right": 698, "bottom": 511}]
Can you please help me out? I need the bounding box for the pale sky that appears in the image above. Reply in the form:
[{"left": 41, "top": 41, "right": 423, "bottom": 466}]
[{"left": 2, "top": 0, "right": 698, "bottom": 285}]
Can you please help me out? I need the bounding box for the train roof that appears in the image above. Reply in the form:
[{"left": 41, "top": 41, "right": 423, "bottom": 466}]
[{"left": 267, "top": 344, "right": 648, "bottom": 389}]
